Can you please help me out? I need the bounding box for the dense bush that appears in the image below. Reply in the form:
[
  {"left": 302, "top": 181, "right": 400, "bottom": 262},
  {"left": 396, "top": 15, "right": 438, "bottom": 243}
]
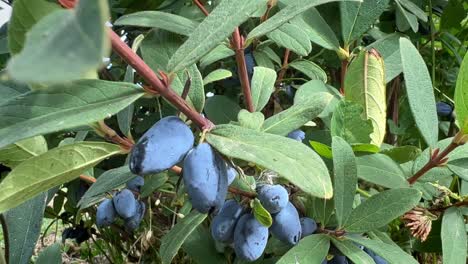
[{"left": 0, "top": 0, "right": 467, "bottom": 263}]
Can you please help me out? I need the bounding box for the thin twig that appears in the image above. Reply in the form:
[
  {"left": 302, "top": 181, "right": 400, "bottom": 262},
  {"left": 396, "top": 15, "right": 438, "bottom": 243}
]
[
  {"left": 275, "top": 49, "right": 290, "bottom": 87},
  {"left": 231, "top": 28, "right": 254, "bottom": 112},
  {"left": 193, "top": 0, "right": 209, "bottom": 16},
  {"left": 228, "top": 186, "right": 257, "bottom": 199}
]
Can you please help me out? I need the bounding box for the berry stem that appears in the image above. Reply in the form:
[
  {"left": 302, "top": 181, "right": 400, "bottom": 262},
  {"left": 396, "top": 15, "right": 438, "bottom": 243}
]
[
  {"left": 193, "top": 0, "right": 209, "bottom": 16},
  {"left": 231, "top": 28, "right": 255, "bottom": 112},
  {"left": 228, "top": 186, "right": 257, "bottom": 199},
  {"left": 275, "top": 49, "right": 290, "bottom": 87}
]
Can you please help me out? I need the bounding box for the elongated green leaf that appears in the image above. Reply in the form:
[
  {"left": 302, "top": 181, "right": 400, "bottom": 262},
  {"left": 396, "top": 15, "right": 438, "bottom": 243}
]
[
  {"left": 160, "top": 211, "right": 207, "bottom": 264},
  {"left": 247, "top": 0, "right": 359, "bottom": 41},
  {"left": 442, "top": 207, "right": 467, "bottom": 264},
  {"left": 367, "top": 33, "right": 402, "bottom": 82},
  {"left": 182, "top": 225, "right": 227, "bottom": 264},
  {"left": 276, "top": 234, "right": 329, "bottom": 264},
  {"left": 168, "top": 0, "right": 265, "bottom": 72},
  {"left": 309, "top": 197, "right": 335, "bottom": 226},
  {"left": 0, "top": 142, "right": 122, "bottom": 213},
  {"left": 199, "top": 44, "right": 235, "bottom": 68},
  {"left": 36, "top": 243, "right": 62, "bottom": 264},
  {"left": 0, "top": 80, "right": 29, "bottom": 104},
  {"left": 206, "top": 124, "right": 332, "bottom": 198},
  {"left": 267, "top": 23, "right": 311, "bottom": 56},
  {"left": 331, "top": 101, "right": 374, "bottom": 145},
  {"left": 114, "top": 11, "right": 198, "bottom": 36},
  {"left": 238, "top": 110, "right": 265, "bottom": 131},
  {"left": 344, "top": 49, "right": 386, "bottom": 146},
  {"left": 380, "top": 145, "right": 421, "bottom": 164},
  {"left": 395, "top": 1, "right": 418, "bottom": 32},
  {"left": 343, "top": 188, "right": 421, "bottom": 232},
  {"left": 332, "top": 136, "right": 357, "bottom": 227},
  {"left": 140, "top": 172, "right": 169, "bottom": 198},
  {"left": 290, "top": 7, "right": 340, "bottom": 50},
  {"left": 251, "top": 66, "right": 276, "bottom": 112},
  {"left": 289, "top": 60, "right": 327, "bottom": 82},
  {"left": 252, "top": 198, "right": 273, "bottom": 227},
  {"left": 140, "top": 30, "right": 205, "bottom": 112},
  {"left": 440, "top": 0, "right": 465, "bottom": 32},
  {"left": 7, "top": 0, "right": 61, "bottom": 54},
  {"left": 356, "top": 153, "right": 409, "bottom": 188},
  {"left": 5, "top": 193, "right": 47, "bottom": 264},
  {"left": 78, "top": 166, "right": 136, "bottom": 209},
  {"left": 7, "top": 0, "right": 110, "bottom": 83},
  {"left": 203, "top": 69, "right": 232, "bottom": 85},
  {"left": 262, "top": 93, "right": 332, "bottom": 136},
  {"left": 331, "top": 238, "right": 375, "bottom": 264},
  {"left": 454, "top": 53, "right": 468, "bottom": 133},
  {"left": 396, "top": 0, "right": 427, "bottom": 22},
  {"left": 205, "top": 95, "right": 241, "bottom": 125},
  {"left": 0, "top": 80, "right": 144, "bottom": 149},
  {"left": 341, "top": 0, "right": 390, "bottom": 45},
  {"left": 0, "top": 136, "right": 47, "bottom": 168},
  {"left": 347, "top": 236, "right": 419, "bottom": 264},
  {"left": 399, "top": 37, "right": 438, "bottom": 147}
]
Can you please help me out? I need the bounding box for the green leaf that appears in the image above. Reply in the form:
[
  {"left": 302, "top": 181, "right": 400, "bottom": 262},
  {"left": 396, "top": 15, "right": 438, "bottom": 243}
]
[
  {"left": 341, "top": 0, "right": 390, "bottom": 45},
  {"left": 380, "top": 145, "right": 421, "bottom": 164},
  {"left": 0, "top": 80, "right": 30, "bottom": 104},
  {"left": 290, "top": 7, "right": 340, "bottom": 50},
  {"left": 238, "top": 110, "right": 265, "bottom": 131},
  {"left": 36, "top": 243, "right": 61, "bottom": 264},
  {"left": 160, "top": 211, "right": 208, "bottom": 264},
  {"left": 343, "top": 188, "right": 421, "bottom": 232},
  {"left": 454, "top": 53, "right": 468, "bottom": 133},
  {"left": 331, "top": 101, "right": 374, "bottom": 145},
  {"left": 182, "top": 225, "right": 227, "bottom": 264},
  {"left": 253, "top": 50, "right": 276, "bottom": 69},
  {"left": 203, "top": 69, "right": 232, "bottom": 85},
  {"left": 367, "top": 33, "right": 402, "bottom": 82},
  {"left": 276, "top": 234, "right": 330, "bottom": 264},
  {"left": 310, "top": 141, "right": 333, "bottom": 159},
  {"left": 344, "top": 49, "right": 386, "bottom": 146},
  {"left": 4, "top": 193, "right": 47, "bottom": 264},
  {"left": 247, "top": 0, "right": 359, "bottom": 41},
  {"left": 440, "top": 0, "right": 466, "bottom": 32},
  {"left": 206, "top": 124, "right": 332, "bottom": 198},
  {"left": 167, "top": 0, "right": 264, "bottom": 72},
  {"left": 289, "top": 60, "right": 327, "bottom": 82},
  {"left": 309, "top": 197, "right": 335, "bottom": 226},
  {"left": 7, "top": 0, "right": 61, "bottom": 54},
  {"left": 395, "top": 1, "right": 418, "bottom": 32},
  {"left": 332, "top": 136, "right": 357, "bottom": 228},
  {"left": 78, "top": 166, "right": 136, "bottom": 209},
  {"left": 204, "top": 95, "right": 241, "bottom": 125},
  {"left": 251, "top": 66, "right": 277, "bottom": 112},
  {"left": 399, "top": 37, "right": 438, "bottom": 147},
  {"left": 442, "top": 207, "right": 467, "bottom": 264},
  {"left": 347, "top": 236, "right": 419, "bottom": 264},
  {"left": 140, "top": 30, "right": 205, "bottom": 112},
  {"left": 331, "top": 238, "right": 375, "bottom": 264},
  {"left": 199, "top": 44, "right": 235, "bottom": 68},
  {"left": 0, "top": 136, "right": 47, "bottom": 168},
  {"left": 140, "top": 172, "right": 169, "bottom": 198},
  {"left": 267, "top": 23, "right": 311, "bottom": 56},
  {"left": 114, "top": 11, "right": 198, "bottom": 36},
  {"left": 0, "top": 142, "right": 122, "bottom": 214},
  {"left": 356, "top": 153, "right": 409, "bottom": 188},
  {"left": 396, "top": 0, "right": 427, "bottom": 22},
  {"left": 252, "top": 198, "right": 273, "bottom": 227},
  {"left": 0, "top": 80, "right": 144, "bottom": 149},
  {"left": 262, "top": 93, "right": 332, "bottom": 136},
  {"left": 7, "top": 0, "right": 110, "bottom": 83}
]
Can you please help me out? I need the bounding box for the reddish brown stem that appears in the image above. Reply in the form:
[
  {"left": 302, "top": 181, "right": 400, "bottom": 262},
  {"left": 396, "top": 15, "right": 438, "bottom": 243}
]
[
  {"left": 193, "top": 0, "right": 209, "bottom": 16},
  {"left": 340, "top": 59, "right": 349, "bottom": 95},
  {"left": 228, "top": 186, "right": 257, "bottom": 199},
  {"left": 232, "top": 28, "right": 254, "bottom": 112},
  {"left": 275, "top": 49, "right": 290, "bottom": 87},
  {"left": 407, "top": 141, "right": 460, "bottom": 184},
  {"left": 109, "top": 31, "right": 213, "bottom": 130},
  {"left": 80, "top": 174, "right": 96, "bottom": 183},
  {"left": 430, "top": 200, "right": 468, "bottom": 212}
]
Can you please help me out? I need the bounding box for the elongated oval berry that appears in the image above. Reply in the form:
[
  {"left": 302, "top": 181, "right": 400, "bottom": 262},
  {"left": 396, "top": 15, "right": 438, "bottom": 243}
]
[
  {"left": 183, "top": 143, "right": 228, "bottom": 213},
  {"left": 126, "top": 176, "right": 144, "bottom": 193},
  {"left": 300, "top": 217, "right": 317, "bottom": 238},
  {"left": 287, "top": 129, "right": 305, "bottom": 142},
  {"left": 96, "top": 199, "right": 117, "bottom": 228},
  {"left": 227, "top": 165, "right": 237, "bottom": 185},
  {"left": 211, "top": 200, "right": 244, "bottom": 243},
  {"left": 125, "top": 201, "right": 146, "bottom": 231},
  {"left": 129, "top": 116, "right": 194, "bottom": 175},
  {"left": 270, "top": 202, "right": 302, "bottom": 245},
  {"left": 113, "top": 189, "right": 137, "bottom": 219},
  {"left": 234, "top": 214, "right": 269, "bottom": 262},
  {"left": 257, "top": 184, "right": 288, "bottom": 214}
]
